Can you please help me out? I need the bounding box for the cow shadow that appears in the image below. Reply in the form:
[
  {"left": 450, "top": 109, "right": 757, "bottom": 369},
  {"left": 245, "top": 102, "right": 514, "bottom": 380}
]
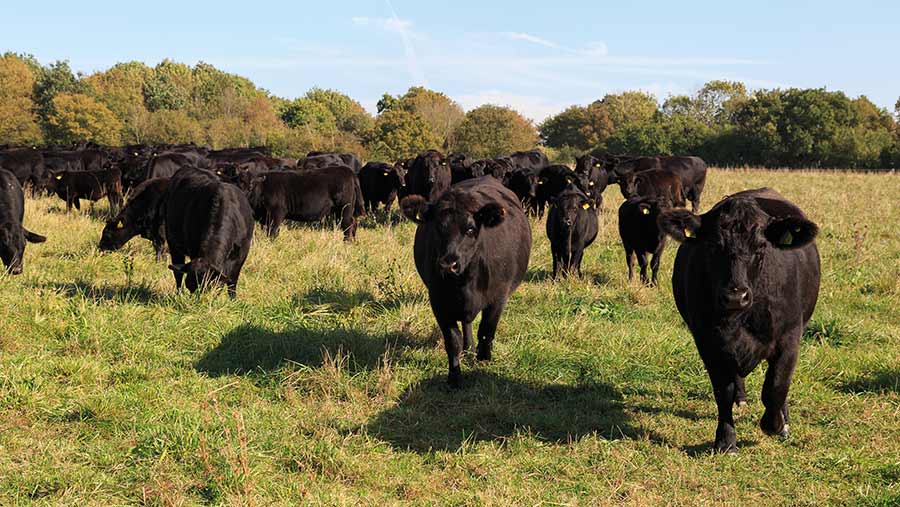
[
  {"left": 525, "top": 268, "right": 611, "bottom": 285},
  {"left": 298, "top": 286, "right": 377, "bottom": 313},
  {"left": 35, "top": 280, "right": 162, "bottom": 305},
  {"left": 364, "top": 371, "right": 654, "bottom": 453},
  {"left": 835, "top": 368, "right": 900, "bottom": 395},
  {"left": 682, "top": 439, "right": 759, "bottom": 457},
  {"left": 195, "top": 323, "right": 431, "bottom": 377}
]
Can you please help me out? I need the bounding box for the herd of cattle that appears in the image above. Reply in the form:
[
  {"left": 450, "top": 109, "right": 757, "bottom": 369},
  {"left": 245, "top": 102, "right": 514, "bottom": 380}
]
[{"left": 0, "top": 143, "right": 821, "bottom": 453}]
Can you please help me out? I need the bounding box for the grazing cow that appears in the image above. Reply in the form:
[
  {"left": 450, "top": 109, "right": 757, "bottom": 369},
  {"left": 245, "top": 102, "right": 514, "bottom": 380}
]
[
  {"left": 620, "top": 169, "right": 686, "bottom": 208},
  {"left": 657, "top": 188, "right": 820, "bottom": 453},
  {"left": 503, "top": 167, "right": 539, "bottom": 212},
  {"left": 574, "top": 154, "right": 611, "bottom": 208},
  {"left": 508, "top": 150, "right": 549, "bottom": 172},
  {"left": 612, "top": 156, "right": 707, "bottom": 213},
  {"left": 400, "top": 177, "right": 532, "bottom": 387},
  {"left": 449, "top": 153, "right": 480, "bottom": 184},
  {"left": 165, "top": 168, "right": 254, "bottom": 296},
  {"left": 241, "top": 166, "right": 364, "bottom": 240},
  {"left": 297, "top": 152, "right": 362, "bottom": 173},
  {"left": 98, "top": 178, "right": 171, "bottom": 260},
  {"left": 358, "top": 162, "right": 405, "bottom": 213},
  {"left": 534, "top": 165, "right": 588, "bottom": 217},
  {"left": 0, "top": 148, "right": 45, "bottom": 194},
  {"left": 0, "top": 169, "right": 46, "bottom": 274},
  {"left": 405, "top": 150, "right": 452, "bottom": 202},
  {"left": 546, "top": 188, "right": 598, "bottom": 278},
  {"left": 618, "top": 197, "right": 668, "bottom": 285},
  {"left": 471, "top": 157, "right": 514, "bottom": 181},
  {"left": 45, "top": 168, "right": 123, "bottom": 212}
]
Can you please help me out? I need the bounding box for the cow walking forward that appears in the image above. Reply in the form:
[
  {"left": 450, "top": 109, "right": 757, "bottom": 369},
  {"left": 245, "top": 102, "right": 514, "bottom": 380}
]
[
  {"left": 165, "top": 168, "right": 254, "bottom": 297},
  {"left": 401, "top": 177, "right": 531, "bottom": 387},
  {"left": 658, "top": 188, "right": 820, "bottom": 453},
  {"left": 546, "top": 188, "right": 598, "bottom": 278}
]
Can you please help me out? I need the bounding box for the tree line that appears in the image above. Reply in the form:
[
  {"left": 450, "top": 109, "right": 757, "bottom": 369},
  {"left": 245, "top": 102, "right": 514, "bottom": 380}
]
[{"left": 1, "top": 54, "right": 898, "bottom": 168}]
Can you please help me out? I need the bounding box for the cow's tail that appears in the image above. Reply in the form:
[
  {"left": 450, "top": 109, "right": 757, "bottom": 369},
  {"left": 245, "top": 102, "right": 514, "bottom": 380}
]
[
  {"left": 24, "top": 228, "right": 47, "bottom": 243},
  {"left": 353, "top": 176, "right": 366, "bottom": 217}
]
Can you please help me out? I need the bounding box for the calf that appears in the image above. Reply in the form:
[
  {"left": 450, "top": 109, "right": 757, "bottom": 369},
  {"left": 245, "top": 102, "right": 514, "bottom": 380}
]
[
  {"left": 98, "top": 178, "right": 170, "bottom": 260},
  {"left": 618, "top": 197, "right": 668, "bottom": 285},
  {"left": 620, "top": 169, "right": 686, "bottom": 208},
  {"left": 658, "top": 188, "right": 820, "bottom": 453},
  {"left": 0, "top": 169, "right": 46, "bottom": 274},
  {"left": 165, "top": 168, "right": 254, "bottom": 296},
  {"left": 241, "top": 166, "right": 364, "bottom": 240},
  {"left": 405, "top": 150, "right": 452, "bottom": 202},
  {"left": 358, "top": 162, "right": 405, "bottom": 213},
  {"left": 546, "top": 188, "right": 598, "bottom": 278},
  {"left": 46, "top": 168, "right": 123, "bottom": 213},
  {"left": 401, "top": 177, "right": 531, "bottom": 387}
]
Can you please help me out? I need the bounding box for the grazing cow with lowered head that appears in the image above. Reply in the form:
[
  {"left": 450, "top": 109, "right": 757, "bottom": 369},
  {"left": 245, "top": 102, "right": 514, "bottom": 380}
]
[
  {"left": 165, "top": 168, "right": 254, "bottom": 296},
  {"left": 546, "top": 187, "right": 598, "bottom": 278},
  {"left": 401, "top": 177, "right": 531, "bottom": 387},
  {"left": 45, "top": 168, "right": 123, "bottom": 213},
  {"left": 358, "top": 162, "right": 405, "bottom": 213},
  {"left": 613, "top": 156, "right": 707, "bottom": 213},
  {"left": 658, "top": 188, "right": 820, "bottom": 453},
  {"left": 405, "top": 150, "right": 452, "bottom": 202},
  {"left": 240, "top": 166, "right": 364, "bottom": 240},
  {"left": 0, "top": 169, "right": 46, "bottom": 274},
  {"left": 620, "top": 169, "right": 686, "bottom": 209},
  {"left": 98, "top": 178, "right": 171, "bottom": 260},
  {"left": 618, "top": 196, "right": 669, "bottom": 285}
]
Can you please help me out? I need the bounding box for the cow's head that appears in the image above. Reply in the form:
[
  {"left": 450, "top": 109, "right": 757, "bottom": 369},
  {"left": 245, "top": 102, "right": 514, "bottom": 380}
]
[
  {"left": 415, "top": 151, "right": 447, "bottom": 185},
  {"left": 505, "top": 170, "right": 538, "bottom": 203},
  {"left": 552, "top": 189, "right": 593, "bottom": 229},
  {"left": 658, "top": 197, "right": 817, "bottom": 313},
  {"left": 401, "top": 193, "right": 507, "bottom": 279},
  {"left": 168, "top": 258, "right": 225, "bottom": 293},
  {"left": 98, "top": 217, "right": 135, "bottom": 252}
]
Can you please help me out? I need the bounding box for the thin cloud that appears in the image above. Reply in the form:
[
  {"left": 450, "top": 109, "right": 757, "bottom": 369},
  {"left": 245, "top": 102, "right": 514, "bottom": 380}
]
[{"left": 502, "top": 32, "right": 563, "bottom": 50}]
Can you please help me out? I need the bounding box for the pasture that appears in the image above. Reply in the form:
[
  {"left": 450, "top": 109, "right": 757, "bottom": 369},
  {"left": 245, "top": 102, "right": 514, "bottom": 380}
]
[{"left": 0, "top": 169, "right": 898, "bottom": 506}]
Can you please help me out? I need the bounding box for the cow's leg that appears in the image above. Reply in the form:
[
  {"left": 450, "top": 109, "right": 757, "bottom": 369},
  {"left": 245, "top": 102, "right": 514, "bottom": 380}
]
[
  {"left": 438, "top": 318, "right": 464, "bottom": 388},
  {"left": 462, "top": 320, "right": 473, "bottom": 351},
  {"left": 266, "top": 209, "right": 284, "bottom": 239},
  {"left": 170, "top": 251, "right": 185, "bottom": 290},
  {"left": 636, "top": 252, "right": 649, "bottom": 285},
  {"left": 73, "top": 198, "right": 81, "bottom": 211},
  {"left": 649, "top": 245, "right": 664, "bottom": 287},
  {"left": 476, "top": 300, "right": 506, "bottom": 362},
  {"left": 709, "top": 365, "right": 738, "bottom": 453},
  {"left": 551, "top": 248, "right": 561, "bottom": 279},
  {"left": 339, "top": 206, "right": 356, "bottom": 241},
  {"left": 760, "top": 347, "right": 798, "bottom": 438},
  {"left": 572, "top": 247, "right": 586, "bottom": 278},
  {"left": 625, "top": 247, "right": 635, "bottom": 281},
  {"left": 735, "top": 375, "right": 748, "bottom": 407}
]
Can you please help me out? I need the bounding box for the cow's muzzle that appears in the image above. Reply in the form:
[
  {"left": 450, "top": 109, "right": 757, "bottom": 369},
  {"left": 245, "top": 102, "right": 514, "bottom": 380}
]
[{"left": 722, "top": 286, "right": 752, "bottom": 310}]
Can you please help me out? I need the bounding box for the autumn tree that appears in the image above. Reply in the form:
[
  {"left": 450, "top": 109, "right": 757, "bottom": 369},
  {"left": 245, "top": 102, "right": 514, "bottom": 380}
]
[
  {"left": 48, "top": 93, "right": 123, "bottom": 145},
  {"left": 453, "top": 105, "right": 538, "bottom": 159},
  {"left": 0, "top": 54, "right": 43, "bottom": 144},
  {"left": 365, "top": 108, "right": 441, "bottom": 161}
]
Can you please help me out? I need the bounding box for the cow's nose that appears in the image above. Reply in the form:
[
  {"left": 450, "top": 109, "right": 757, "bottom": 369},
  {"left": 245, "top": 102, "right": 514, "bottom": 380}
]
[
  {"left": 723, "top": 286, "right": 751, "bottom": 310},
  {"left": 564, "top": 218, "right": 573, "bottom": 226},
  {"left": 439, "top": 258, "right": 461, "bottom": 275}
]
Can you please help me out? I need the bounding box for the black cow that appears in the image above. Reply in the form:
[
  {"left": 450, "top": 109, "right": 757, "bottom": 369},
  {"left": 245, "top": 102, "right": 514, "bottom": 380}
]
[
  {"left": 400, "top": 177, "right": 531, "bottom": 387},
  {"left": 448, "top": 153, "right": 480, "bottom": 184},
  {"left": 0, "top": 169, "right": 46, "bottom": 274},
  {"left": 405, "top": 150, "right": 451, "bottom": 202},
  {"left": 241, "top": 166, "right": 364, "bottom": 240},
  {"left": 574, "top": 154, "right": 611, "bottom": 208},
  {"left": 546, "top": 188, "right": 598, "bottom": 278},
  {"left": 98, "top": 178, "right": 171, "bottom": 260},
  {"left": 358, "top": 162, "right": 405, "bottom": 213},
  {"left": 618, "top": 197, "right": 668, "bottom": 285},
  {"left": 508, "top": 150, "right": 549, "bottom": 172},
  {"left": 613, "top": 156, "right": 707, "bottom": 213},
  {"left": 503, "top": 167, "right": 539, "bottom": 212},
  {"left": 658, "top": 188, "right": 820, "bottom": 453},
  {"left": 534, "top": 165, "right": 588, "bottom": 217},
  {"left": 0, "top": 148, "right": 45, "bottom": 194},
  {"left": 165, "top": 168, "right": 254, "bottom": 296},
  {"left": 471, "top": 157, "right": 514, "bottom": 182},
  {"left": 620, "top": 169, "right": 686, "bottom": 209},
  {"left": 45, "top": 168, "right": 123, "bottom": 213},
  {"left": 297, "top": 152, "right": 362, "bottom": 173}
]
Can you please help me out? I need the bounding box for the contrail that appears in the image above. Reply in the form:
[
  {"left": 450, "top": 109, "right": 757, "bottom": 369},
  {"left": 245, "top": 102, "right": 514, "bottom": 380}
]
[{"left": 384, "top": 0, "right": 428, "bottom": 87}]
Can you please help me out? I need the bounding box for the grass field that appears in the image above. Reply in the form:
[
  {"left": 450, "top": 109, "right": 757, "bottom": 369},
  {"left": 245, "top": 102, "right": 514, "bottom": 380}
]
[{"left": 0, "top": 168, "right": 898, "bottom": 506}]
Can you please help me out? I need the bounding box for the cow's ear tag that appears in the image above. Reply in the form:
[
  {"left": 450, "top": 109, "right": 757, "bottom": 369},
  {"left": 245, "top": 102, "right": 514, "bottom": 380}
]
[
  {"left": 582, "top": 203, "right": 591, "bottom": 210},
  {"left": 780, "top": 231, "right": 793, "bottom": 246},
  {"left": 116, "top": 221, "right": 124, "bottom": 229},
  {"left": 383, "top": 172, "right": 389, "bottom": 176},
  {"left": 642, "top": 207, "right": 650, "bottom": 215},
  {"left": 566, "top": 178, "right": 572, "bottom": 184},
  {"left": 595, "top": 162, "right": 600, "bottom": 167},
  {"left": 415, "top": 212, "right": 422, "bottom": 221},
  {"left": 684, "top": 228, "right": 693, "bottom": 238},
  {"left": 55, "top": 175, "right": 63, "bottom": 180}
]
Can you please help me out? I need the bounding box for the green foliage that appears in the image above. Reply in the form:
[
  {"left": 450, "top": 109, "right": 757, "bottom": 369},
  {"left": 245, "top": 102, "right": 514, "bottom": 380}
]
[
  {"left": 47, "top": 93, "right": 122, "bottom": 145},
  {"left": 280, "top": 98, "right": 338, "bottom": 134},
  {"left": 143, "top": 109, "right": 202, "bottom": 145},
  {"left": 304, "top": 87, "right": 373, "bottom": 136},
  {"left": 143, "top": 59, "right": 195, "bottom": 112},
  {"left": 453, "top": 104, "right": 539, "bottom": 159},
  {"left": 365, "top": 108, "right": 441, "bottom": 161}
]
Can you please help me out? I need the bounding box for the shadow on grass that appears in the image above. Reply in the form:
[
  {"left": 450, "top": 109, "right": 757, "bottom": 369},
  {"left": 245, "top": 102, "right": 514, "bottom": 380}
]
[
  {"left": 36, "top": 280, "right": 163, "bottom": 304},
  {"left": 682, "top": 439, "right": 759, "bottom": 457},
  {"left": 196, "top": 323, "right": 430, "bottom": 377},
  {"left": 295, "top": 285, "right": 422, "bottom": 312},
  {"left": 365, "top": 371, "right": 660, "bottom": 452},
  {"left": 835, "top": 368, "right": 900, "bottom": 395}
]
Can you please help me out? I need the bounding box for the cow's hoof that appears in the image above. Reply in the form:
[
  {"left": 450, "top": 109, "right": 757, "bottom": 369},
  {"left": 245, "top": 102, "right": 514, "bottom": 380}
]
[
  {"left": 476, "top": 347, "right": 492, "bottom": 361},
  {"left": 760, "top": 412, "right": 788, "bottom": 437},
  {"left": 714, "top": 440, "right": 738, "bottom": 455},
  {"left": 735, "top": 399, "right": 748, "bottom": 409}
]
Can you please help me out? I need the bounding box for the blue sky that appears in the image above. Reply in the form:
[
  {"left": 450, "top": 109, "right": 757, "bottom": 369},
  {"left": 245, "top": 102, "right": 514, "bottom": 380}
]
[{"left": 4, "top": 0, "right": 898, "bottom": 120}]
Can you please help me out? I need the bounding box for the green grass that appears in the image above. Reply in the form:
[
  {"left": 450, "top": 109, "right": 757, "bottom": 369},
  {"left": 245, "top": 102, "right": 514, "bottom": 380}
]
[{"left": 1, "top": 169, "right": 898, "bottom": 506}]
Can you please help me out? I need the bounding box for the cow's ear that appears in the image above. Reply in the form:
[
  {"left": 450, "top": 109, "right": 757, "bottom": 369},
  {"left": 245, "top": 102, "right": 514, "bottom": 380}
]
[
  {"left": 657, "top": 209, "right": 702, "bottom": 242},
  {"left": 764, "top": 216, "right": 818, "bottom": 250},
  {"left": 474, "top": 202, "right": 506, "bottom": 228},
  {"left": 400, "top": 195, "right": 430, "bottom": 224}
]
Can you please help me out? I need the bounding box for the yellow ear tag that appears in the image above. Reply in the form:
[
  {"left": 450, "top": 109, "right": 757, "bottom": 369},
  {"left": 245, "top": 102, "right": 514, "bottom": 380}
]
[
  {"left": 684, "top": 228, "right": 693, "bottom": 238},
  {"left": 537, "top": 180, "right": 544, "bottom": 185},
  {"left": 588, "top": 181, "right": 594, "bottom": 186},
  {"left": 116, "top": 221, "right": 124, "bottom": 229},
  {"left": 415, "top": 212, "right": 422, "bottom": 221},
  {"left": 642, "top": 208, "right": 650, "bottom": 215},
  {"left": 582, "top": 203, "right": 591, "bottom": 210},
  {"left": 55, "top": 175, "right": 63, "bottom": 180},
  {"left": 595, "top": 163, "right": 600, "bottom": 167},
  {"left": 383, "top": 172, "right": 389, "bottom": 176},
  {"left": 566, "top": 178, "right": 572, "bottom": 184},
  {"left": 780, "top": 231, "right": 793, "bottom": 246}
]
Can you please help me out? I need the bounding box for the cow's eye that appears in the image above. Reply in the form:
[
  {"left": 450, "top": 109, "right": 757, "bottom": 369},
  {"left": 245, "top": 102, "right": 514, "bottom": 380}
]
[{"left": 465, "top": 226, "right": 477, "bottom": 237}]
